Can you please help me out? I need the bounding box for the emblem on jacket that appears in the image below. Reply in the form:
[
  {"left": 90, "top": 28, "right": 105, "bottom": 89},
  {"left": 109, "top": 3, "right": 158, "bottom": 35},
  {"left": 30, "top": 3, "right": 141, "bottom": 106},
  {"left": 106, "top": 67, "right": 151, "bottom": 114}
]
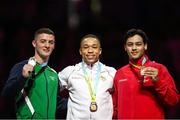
[{"left": 50, "top": 76, "right": 55, "bottom": 81}]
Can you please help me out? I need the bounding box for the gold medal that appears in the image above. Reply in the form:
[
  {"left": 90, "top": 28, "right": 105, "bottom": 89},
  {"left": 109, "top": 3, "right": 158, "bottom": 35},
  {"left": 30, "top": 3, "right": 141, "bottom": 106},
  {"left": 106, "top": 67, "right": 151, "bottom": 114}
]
[{"left": 90, "top": 102, "right": 98, "bottom": 112}]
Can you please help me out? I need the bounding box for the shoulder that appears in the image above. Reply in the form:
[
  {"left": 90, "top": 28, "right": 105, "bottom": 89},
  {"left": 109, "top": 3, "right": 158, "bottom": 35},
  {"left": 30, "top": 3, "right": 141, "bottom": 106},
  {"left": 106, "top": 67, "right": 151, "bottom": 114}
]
[
  {"left": 61, "top": 65, "right": 77, "bottom": 73},
  {"left": 58, "top": 63, "right": 80, "bottom": 76},
  {"left": 103, "top": 65, "right": 116, "bottom": 73},
  {"left": 150, "top": 61, "right": 167, "bottom": 70},
  {"left": 100, "top": 62, "right": 116, "bottom": 76},
  {"left": 15, "top": 60, "right": 28, "bottom": 66},
  {"left": 6, "top": 60, "right": 28, "bottom": 78},
  {"left": 47, "top": 66, "right": 57, "bottom": 74},
  {"left": 58, "top": 63, "right": 82, "bottom": 81},
  {"left": 150, "top": 61, "right": 170, "bottom": 74},
  {"left": 11, "top": 60, "right": 28, "bottom": 70},
  {"left": 114, "top": 64, "right": 131, "bottom": 77},
  {"left": 116, "top": 64, "right": 129, "bottom": 73}
]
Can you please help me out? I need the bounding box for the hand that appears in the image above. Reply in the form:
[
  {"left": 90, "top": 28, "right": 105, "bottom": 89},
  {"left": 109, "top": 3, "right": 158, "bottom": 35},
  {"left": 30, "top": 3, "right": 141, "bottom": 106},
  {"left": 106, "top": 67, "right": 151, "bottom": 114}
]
[
  {"left": 22, "top": 64, "right": 34, "bottom": 78},
  {"left": 141, "top": 67, "right": 158, "bottom": 82}
]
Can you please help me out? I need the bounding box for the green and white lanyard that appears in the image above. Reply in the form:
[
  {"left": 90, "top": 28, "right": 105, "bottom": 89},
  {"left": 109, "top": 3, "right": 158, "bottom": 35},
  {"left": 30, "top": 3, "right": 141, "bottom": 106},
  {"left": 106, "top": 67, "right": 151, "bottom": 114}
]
[{"left": 81, "top": 62, "right": 101, "bottom": 103}]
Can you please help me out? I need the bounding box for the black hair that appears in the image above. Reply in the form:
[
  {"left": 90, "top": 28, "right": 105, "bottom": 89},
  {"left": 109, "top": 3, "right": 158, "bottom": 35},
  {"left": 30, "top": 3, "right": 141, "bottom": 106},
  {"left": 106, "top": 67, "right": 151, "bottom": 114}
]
[
  {"left": 80, "top": 34, "right": 101, "bottom": 47},
  {"left": 123, "top": 28, "right": 149, "bottom": 45}
]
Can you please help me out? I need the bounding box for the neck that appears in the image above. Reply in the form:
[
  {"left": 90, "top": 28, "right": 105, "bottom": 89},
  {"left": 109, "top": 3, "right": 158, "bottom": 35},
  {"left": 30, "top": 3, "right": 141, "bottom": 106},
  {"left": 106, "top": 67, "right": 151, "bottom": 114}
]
[
  {"left": 34, "top": 55, "right": 48, "bottom": 64},
  {"left": 86, "top": 63, "right": 94, "bottom": 69},
  {"left": 129, "top": 55, "right": 147, "bottom": 66},
  {"left": 83, "top": 60, "right": 99, "bottom": 67}
]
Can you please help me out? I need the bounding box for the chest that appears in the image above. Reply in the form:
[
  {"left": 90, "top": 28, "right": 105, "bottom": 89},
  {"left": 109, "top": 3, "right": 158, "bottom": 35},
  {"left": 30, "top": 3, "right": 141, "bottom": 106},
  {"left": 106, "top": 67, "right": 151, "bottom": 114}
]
[{"left": 68, "top": 70, "right": 113, "bottom": 93}]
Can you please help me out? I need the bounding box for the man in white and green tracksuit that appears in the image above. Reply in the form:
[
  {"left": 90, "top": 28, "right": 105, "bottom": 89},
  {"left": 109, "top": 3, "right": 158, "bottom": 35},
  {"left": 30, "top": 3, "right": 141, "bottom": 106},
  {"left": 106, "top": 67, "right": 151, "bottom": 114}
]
[{"left": 1, "top": 28, "right": 67, "bottom": 119}]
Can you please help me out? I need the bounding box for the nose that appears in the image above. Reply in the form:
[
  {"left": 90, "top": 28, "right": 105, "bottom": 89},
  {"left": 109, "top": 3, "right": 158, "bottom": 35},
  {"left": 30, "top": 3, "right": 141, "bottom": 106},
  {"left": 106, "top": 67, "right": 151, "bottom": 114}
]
[
  {"left": 45, "top": 41, "right": 50, "bottom": 47},
  {"left": 132, "top": 44, "right": 137, "bottom": 50},
  {"left": 88, "top": 47, "right": 93, "bottom": 52}
]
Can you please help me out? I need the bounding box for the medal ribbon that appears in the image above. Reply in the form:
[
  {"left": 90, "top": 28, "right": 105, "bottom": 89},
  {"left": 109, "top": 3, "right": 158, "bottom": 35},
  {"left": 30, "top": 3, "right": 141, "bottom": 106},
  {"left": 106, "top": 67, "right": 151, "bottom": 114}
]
[
  {"left": 129, "top": 56, "right": 147, "bottom": 70},
  {"left": 129, "top": 56, "right": 147, "bottom": 81},
  {"left": 82, "top": 62, "right": 101, "bottom": 102}
]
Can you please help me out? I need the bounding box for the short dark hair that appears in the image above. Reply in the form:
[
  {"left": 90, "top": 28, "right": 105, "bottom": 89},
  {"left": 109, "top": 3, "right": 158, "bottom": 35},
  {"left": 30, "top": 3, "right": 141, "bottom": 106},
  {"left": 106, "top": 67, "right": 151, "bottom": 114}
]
[
  {"left": 34, "top": 28, "right": 55, "bottom": 39},
  {"left": 123, "top": 28, "right": 148, "bottom": 45},
  {"left": 80, "top": 34, "right": 101, "bottom": 47}
]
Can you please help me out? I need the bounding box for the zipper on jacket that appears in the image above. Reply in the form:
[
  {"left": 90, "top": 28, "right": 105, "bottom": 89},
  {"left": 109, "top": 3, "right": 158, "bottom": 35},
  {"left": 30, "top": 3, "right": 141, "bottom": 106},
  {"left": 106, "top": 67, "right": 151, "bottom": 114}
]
[{"left": 44, "top": 72, "right": 49, "bottom": 118}]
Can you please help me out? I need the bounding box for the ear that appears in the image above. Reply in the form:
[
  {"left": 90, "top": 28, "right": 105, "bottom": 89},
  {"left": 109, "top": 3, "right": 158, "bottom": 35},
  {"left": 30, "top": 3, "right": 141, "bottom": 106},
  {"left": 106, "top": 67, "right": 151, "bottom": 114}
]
[
  {"left": 99, "top": 48, "right": 102, "bottom": 55},
  {"left": 145, "top": 43, "right": 147, "bottom": 50},
  {"left": 79, "top": 48, "right": 82, "bottom": 55},
  {"left": 32, "top": 40, "right": 36, "bottom": 47},
  {"left": 124, "top": 45, "right": 127, "bottom": 51}
]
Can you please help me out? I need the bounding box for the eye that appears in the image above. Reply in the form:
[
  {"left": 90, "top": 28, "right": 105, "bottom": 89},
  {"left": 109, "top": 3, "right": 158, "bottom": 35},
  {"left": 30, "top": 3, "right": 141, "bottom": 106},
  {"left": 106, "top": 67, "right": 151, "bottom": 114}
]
[
  {"left": 92, "top": 45, "right": 98, "bottom": 48},
  {"left": 136, "top": 42, "right": 143, "bottom": 46},
  {"left": 49, "top": 40, "right": 55, "bottom": 44},
  {"left": 126, "top": 43, "right": 133, "bottom": 47},
  {"left": 82, "top": 45, "right": 89, "bottom": 49},
  {"left": 40, "top": 39, "right": 46, "bottom": 43}
]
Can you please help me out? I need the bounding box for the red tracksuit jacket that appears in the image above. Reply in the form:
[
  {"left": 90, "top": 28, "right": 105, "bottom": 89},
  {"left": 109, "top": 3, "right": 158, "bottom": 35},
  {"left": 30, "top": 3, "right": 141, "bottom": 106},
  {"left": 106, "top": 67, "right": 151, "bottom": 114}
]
[{"left": 113, "top": 56, "right": 179, "bottom": 119}]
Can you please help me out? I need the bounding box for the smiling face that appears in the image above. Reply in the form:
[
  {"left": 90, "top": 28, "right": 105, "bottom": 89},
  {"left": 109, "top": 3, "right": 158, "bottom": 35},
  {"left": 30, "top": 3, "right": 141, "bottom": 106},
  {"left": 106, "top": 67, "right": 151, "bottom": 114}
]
[
  {"left": 79, "top": 37, "right": 102, "bottom": 65},
  {"left": 124, "top": 34, "right": 147, "bottom": 60},
  {"left": 32, "top": 33, "right": 55, "bottom": 63}
]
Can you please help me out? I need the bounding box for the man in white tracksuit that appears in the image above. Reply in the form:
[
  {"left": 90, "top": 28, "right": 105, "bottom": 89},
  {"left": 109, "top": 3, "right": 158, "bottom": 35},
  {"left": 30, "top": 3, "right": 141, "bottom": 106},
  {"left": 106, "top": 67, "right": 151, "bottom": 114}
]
[{"left": 58, "top": 34, "right": 116, "bottom": 120}]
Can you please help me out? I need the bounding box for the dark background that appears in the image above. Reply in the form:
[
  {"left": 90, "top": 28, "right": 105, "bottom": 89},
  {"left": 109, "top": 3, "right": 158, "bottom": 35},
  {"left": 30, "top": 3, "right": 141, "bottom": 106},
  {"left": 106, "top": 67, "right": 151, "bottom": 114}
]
[{"left": 0, "top": 0, "right": 180, "bottom": 118}]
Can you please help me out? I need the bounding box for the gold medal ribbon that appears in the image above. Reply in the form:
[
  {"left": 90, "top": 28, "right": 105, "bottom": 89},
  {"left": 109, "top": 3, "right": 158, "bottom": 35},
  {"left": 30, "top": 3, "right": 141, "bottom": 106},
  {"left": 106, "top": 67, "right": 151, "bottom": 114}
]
[
  {"left": 129, "top": 56, "right": 147, "bottom": 70},
  {"left": 81, "top": 62, "right": 101, "bottom": 103}
]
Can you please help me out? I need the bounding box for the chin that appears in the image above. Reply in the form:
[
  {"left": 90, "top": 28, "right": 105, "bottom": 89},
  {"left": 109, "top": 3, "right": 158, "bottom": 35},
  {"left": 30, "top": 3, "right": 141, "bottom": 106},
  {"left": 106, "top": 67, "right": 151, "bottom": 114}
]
[
  {"left": 130, "top": 56, "right": 140, "bottom": 60},
  {"left": 86, "top": 61, "right": 95, "bottom": 65},
  {"left": 41, "top": 55, "right": 49, "bottom": 59},
  {"left": 87, "top": 61, "right": 95, "bottom": 64}
]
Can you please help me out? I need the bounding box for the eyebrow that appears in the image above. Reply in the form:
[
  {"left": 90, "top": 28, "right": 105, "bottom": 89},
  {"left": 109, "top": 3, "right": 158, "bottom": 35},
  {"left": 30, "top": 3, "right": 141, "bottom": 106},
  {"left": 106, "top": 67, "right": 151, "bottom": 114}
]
[{"left": 127, "top": 41, "right": 143, "bottom": 43}]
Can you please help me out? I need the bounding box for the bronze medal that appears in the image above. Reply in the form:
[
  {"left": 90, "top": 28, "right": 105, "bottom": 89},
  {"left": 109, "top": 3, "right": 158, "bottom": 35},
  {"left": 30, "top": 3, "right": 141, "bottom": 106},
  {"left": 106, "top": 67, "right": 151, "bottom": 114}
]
[
  {"left": 90, "top": 102, "right": 98, "bottom": 112},
  {"left": 140, "top": 68, "right": 145, "bottom": 76}
]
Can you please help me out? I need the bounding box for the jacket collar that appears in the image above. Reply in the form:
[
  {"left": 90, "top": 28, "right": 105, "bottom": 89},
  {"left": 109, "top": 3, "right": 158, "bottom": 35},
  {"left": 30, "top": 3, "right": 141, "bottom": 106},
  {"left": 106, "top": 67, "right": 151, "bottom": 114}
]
[
  {"left": 76, "top": 61, "right": 106, "bottom": 72},
  {"left": 129, "top": 55, "right": 149, "bottom": 69}
]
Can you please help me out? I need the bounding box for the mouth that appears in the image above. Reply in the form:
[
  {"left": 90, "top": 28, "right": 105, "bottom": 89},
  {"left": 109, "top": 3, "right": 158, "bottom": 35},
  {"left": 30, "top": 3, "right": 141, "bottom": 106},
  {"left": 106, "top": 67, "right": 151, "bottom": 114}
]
[
  {"left": 131, "top": 52, "right": 138, "bottom": 56},
  {"left": 43, "top": 49, "right": 50, "bottom": 53},
  {"left": 86, "top": 55, "right": 94, "bottom": 59}
]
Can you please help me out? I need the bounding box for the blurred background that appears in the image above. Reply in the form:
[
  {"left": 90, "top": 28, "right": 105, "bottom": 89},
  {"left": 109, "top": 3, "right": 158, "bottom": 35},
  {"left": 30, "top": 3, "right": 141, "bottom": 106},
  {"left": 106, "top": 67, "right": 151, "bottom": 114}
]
[{"left": 0, "top": 0, "right": 180, "bottom": 118}]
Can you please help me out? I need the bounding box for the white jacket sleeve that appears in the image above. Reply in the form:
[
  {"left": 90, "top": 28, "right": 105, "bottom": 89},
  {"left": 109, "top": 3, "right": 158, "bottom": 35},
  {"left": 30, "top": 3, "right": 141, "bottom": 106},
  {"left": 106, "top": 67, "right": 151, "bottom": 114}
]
[
  {"left": 58, "top": 66, "right": 75, "bottom": 89},
  {"left": 104, "top": 66, "right": 116, "bottom": 79}
]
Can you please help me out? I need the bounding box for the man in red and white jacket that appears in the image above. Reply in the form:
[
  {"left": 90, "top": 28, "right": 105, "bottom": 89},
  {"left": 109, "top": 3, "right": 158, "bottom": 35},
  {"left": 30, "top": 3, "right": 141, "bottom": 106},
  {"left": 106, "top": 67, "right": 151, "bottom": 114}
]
[{"left": 113, "top": 28, "right": 179, "bottom": 119}]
